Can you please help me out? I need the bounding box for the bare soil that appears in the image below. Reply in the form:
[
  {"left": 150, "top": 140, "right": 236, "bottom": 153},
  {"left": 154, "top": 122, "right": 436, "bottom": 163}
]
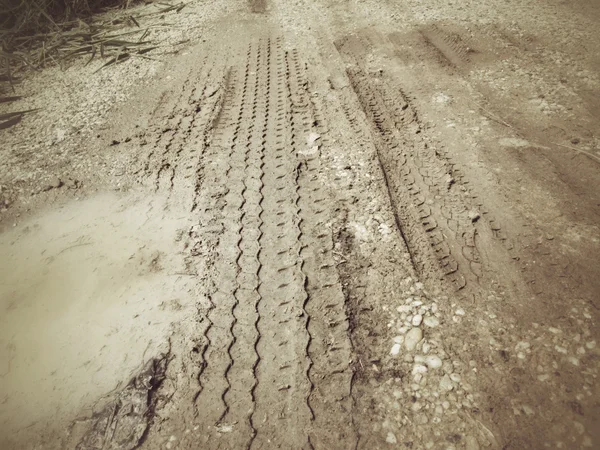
[{"left": 1, "top": 1, "right": 599, "bottom": 449}]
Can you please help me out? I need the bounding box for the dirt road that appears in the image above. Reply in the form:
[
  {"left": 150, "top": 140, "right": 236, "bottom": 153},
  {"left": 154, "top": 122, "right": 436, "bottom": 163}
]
[{"left": 1, "top": 0, "right": 599, "bottom": 449}]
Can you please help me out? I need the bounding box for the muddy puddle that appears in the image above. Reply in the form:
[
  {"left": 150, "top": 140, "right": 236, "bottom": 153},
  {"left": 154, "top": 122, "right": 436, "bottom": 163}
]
[{"left": 0, "top": 191, "right": 196, "bottom": 445}]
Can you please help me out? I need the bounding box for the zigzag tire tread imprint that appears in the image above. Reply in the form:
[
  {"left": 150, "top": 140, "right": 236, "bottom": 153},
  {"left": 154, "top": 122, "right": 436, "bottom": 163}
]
[
  {"left": 334, "top": 34, "right": 517, "bottom": 292},
  {"left": 189, "top": 37, "right": 356, "bottom": 450}
]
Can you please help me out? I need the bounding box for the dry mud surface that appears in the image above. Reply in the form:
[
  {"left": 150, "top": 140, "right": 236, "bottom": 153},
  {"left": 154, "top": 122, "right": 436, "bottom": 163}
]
[{"left": 1, "top": 0, "right": 599, "bottom": 449}]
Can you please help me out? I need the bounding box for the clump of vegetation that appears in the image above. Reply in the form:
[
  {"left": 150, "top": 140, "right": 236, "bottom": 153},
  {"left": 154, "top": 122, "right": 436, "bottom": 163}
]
[
  {"left": 0, "top": 0, "right": 185, "bottom": 78},
  {"left": 0, "top": 0, "right": 185, "bottom": 127}
]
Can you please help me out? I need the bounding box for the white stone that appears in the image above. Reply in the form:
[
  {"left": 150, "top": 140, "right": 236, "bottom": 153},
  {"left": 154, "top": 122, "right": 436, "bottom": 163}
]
[
  {"left": 397, "top": 304, "right": 411, "bottom": 313},
  {"left": 412, "top": 364, "right": 428, "bottom": 375},
  {"left": 390, "top": 343, "right": 402, "bottom": 356},
  {"left": 465, "top": 436, "right": 481, "bottom": 450},
  {"left": 424, "top": 316, "right": 440, "bottom": 328},
  {"left": 455, "top": 308, "right": 465, "bottom": 316},
  {"left": 450, "top": 373, "right": 462, "bottom": 383},
  {"left": 431, "top": 303, "right": 438, "bottom": 313},
  {"left": 425, "top": 355, "right": 443, "bottom": 369},
  {"left": 393, "top": 335, "right": 404, "bottom": 344},
  {"left": 412, "top": 314, "right": 423, "bottom": 326},
  {"left": 404, "top": 327, "right": 423, "bottom": 351},
  {"left": 386, "top": 432, "right": 397, "bottom": 444},
  {"left": 440, "top": 374, "right": 454, "bottom": 391},
  {"left": 586, "top": 340, "right": 596, "bottom": 349}
]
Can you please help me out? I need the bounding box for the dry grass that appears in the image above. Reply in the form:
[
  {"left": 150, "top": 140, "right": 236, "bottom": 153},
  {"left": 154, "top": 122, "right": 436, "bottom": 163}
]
[
  {"left": 0, "top": 0, "right": 186, "bottom": 128},
  {"left": 0, "top": 1, "right": 186, "bottom": 77}
]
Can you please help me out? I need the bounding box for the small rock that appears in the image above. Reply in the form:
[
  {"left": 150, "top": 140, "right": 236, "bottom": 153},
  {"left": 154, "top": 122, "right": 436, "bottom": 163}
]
[
  {"left": 425, "top": 355, "right": 443, "bottom": 369},
  {"left": 405, "top": 327, "right": 423, "bottom": 351},
  {"left": 440, "top": 374, "right": 454, "bottom": 391},
  {"left": 386, "top": 431, "right": 397, "bottom": 444},
  {"left": 468, "top": 210, "right": 480, "bottom": 222},
  {"left": 44, "top": 176, "right": 63, "bottom": 191},
  {"left": 390, "top": 344, "right": 402, "bottom": 356},
  {"left": 412, "top": 314, "right": 423, "bottom": 326},
  {"left": 306, "top": 132, "right": 320, "bottom": 146},
  {"left": 465, "top": 436, "right": 481, "bottom": 450},
  {"left": 455, "top": 308, "right": 465, "bottom": 316},
  {"left": 393, "top": 335, "right": 404, "bottom": 344},
  {"left": 412, "top": 364, "right": 428, "bottom": 375},
  {"left": 450, "top": 373, "right": 461, "bottom": 383},
  {"left": 424, "top": 316, "right": 440, "bottom": 328}
]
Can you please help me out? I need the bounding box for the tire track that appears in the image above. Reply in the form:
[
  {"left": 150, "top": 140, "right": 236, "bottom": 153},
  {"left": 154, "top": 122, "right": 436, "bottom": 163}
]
[
  {"left": 286, "top": 49, "right": 356, "bottom": 449},
  {"left": 250, "top": 37, "right": 313, "bottom": 449},
  {"left": 188, "top": 35, "right": 356, "bottom": 450}
]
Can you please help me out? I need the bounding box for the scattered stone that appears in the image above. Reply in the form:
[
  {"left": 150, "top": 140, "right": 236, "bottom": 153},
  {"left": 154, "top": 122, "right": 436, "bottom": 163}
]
[
  {"left": 43, "top": 176, "right": 63, "bottom": 191},
  {"left": 405, "top": 327, "right": 423, "bottom": 351},
  {"left": 468, "top": 210, "right": 480, "bottom": 222},
  {"left": 455, "top": 308, "right": 465, "bottom": 316},
  {"left": 386, "top": 431, "right": 397, "bottom": 444},
  {"left": 425, "top": 355, "right": 443, "bottom": 369},
  {"left": 390, "top": 343, "right": 402, "bottom": 356},
  {"left": 306, "top": 132, "right": 320, "bottom": 146},
  {"left": 393, "top": 335, "right": 404, "bottom": 344},
  {"left": 450, "top": 373, "right": 461, "bottom": 383},
  {"left": 412, "top": 364, "right": 428, "bottom": 375},
  {"left": 440, "top": 374, "right": 454, "bottom": 391},
  {"left": 465, "top": 435, "right": 481, "bottom": 450},
  {"left": 424, "top": 316, "right": 440, "bottom": 328},
  {"left": 412, "top": 314, "right": 423, "bottom": 326}
]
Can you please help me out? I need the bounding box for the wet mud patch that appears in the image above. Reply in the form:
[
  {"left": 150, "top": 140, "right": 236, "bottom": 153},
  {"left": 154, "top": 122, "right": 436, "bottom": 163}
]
[{"left": 0, "top": 191, "right": 197, "bottom": 448}]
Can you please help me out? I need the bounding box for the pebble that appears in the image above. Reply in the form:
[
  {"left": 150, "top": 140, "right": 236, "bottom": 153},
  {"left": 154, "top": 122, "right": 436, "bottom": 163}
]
[
  {"left": 393, "top": 335, "right": 404, "bottom": 344},
  {"left": 390, "top": 343, "right": 402, "bottom": 356},
  {"left": 386, "top": 432, "right": 397, "bottom": 444},
  {"left": 468, "top": 210, "right": 480, "bottom": 222},
  {"left": 450, "top": 373, "right": 461, "bottom": 383},
  {"left": 412, "top": 314, "right": 423, "bottom": 326},
  {"left": 440, "top": 374, "right": 454, "bottom": 391},
  {"left": 425, "top": 355, "right": 443, "bottom": 369},
  {"left": 465, "top": 436, "right": 481, "bottom": 450},
  {"left": 397, "top": 305, "right": 411, "bottom": 313},
  {"left": 455, "top": 308, "right": 465, "bottom": 316},
  {"left": 412, "top": 364, "right": 428, "bottom": 375},
  {"left": 405, "top": 327, "right": 423, "bottom": 351},
  {"left": 424, "top": 316, "right": 440, "bottom": 328}
]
